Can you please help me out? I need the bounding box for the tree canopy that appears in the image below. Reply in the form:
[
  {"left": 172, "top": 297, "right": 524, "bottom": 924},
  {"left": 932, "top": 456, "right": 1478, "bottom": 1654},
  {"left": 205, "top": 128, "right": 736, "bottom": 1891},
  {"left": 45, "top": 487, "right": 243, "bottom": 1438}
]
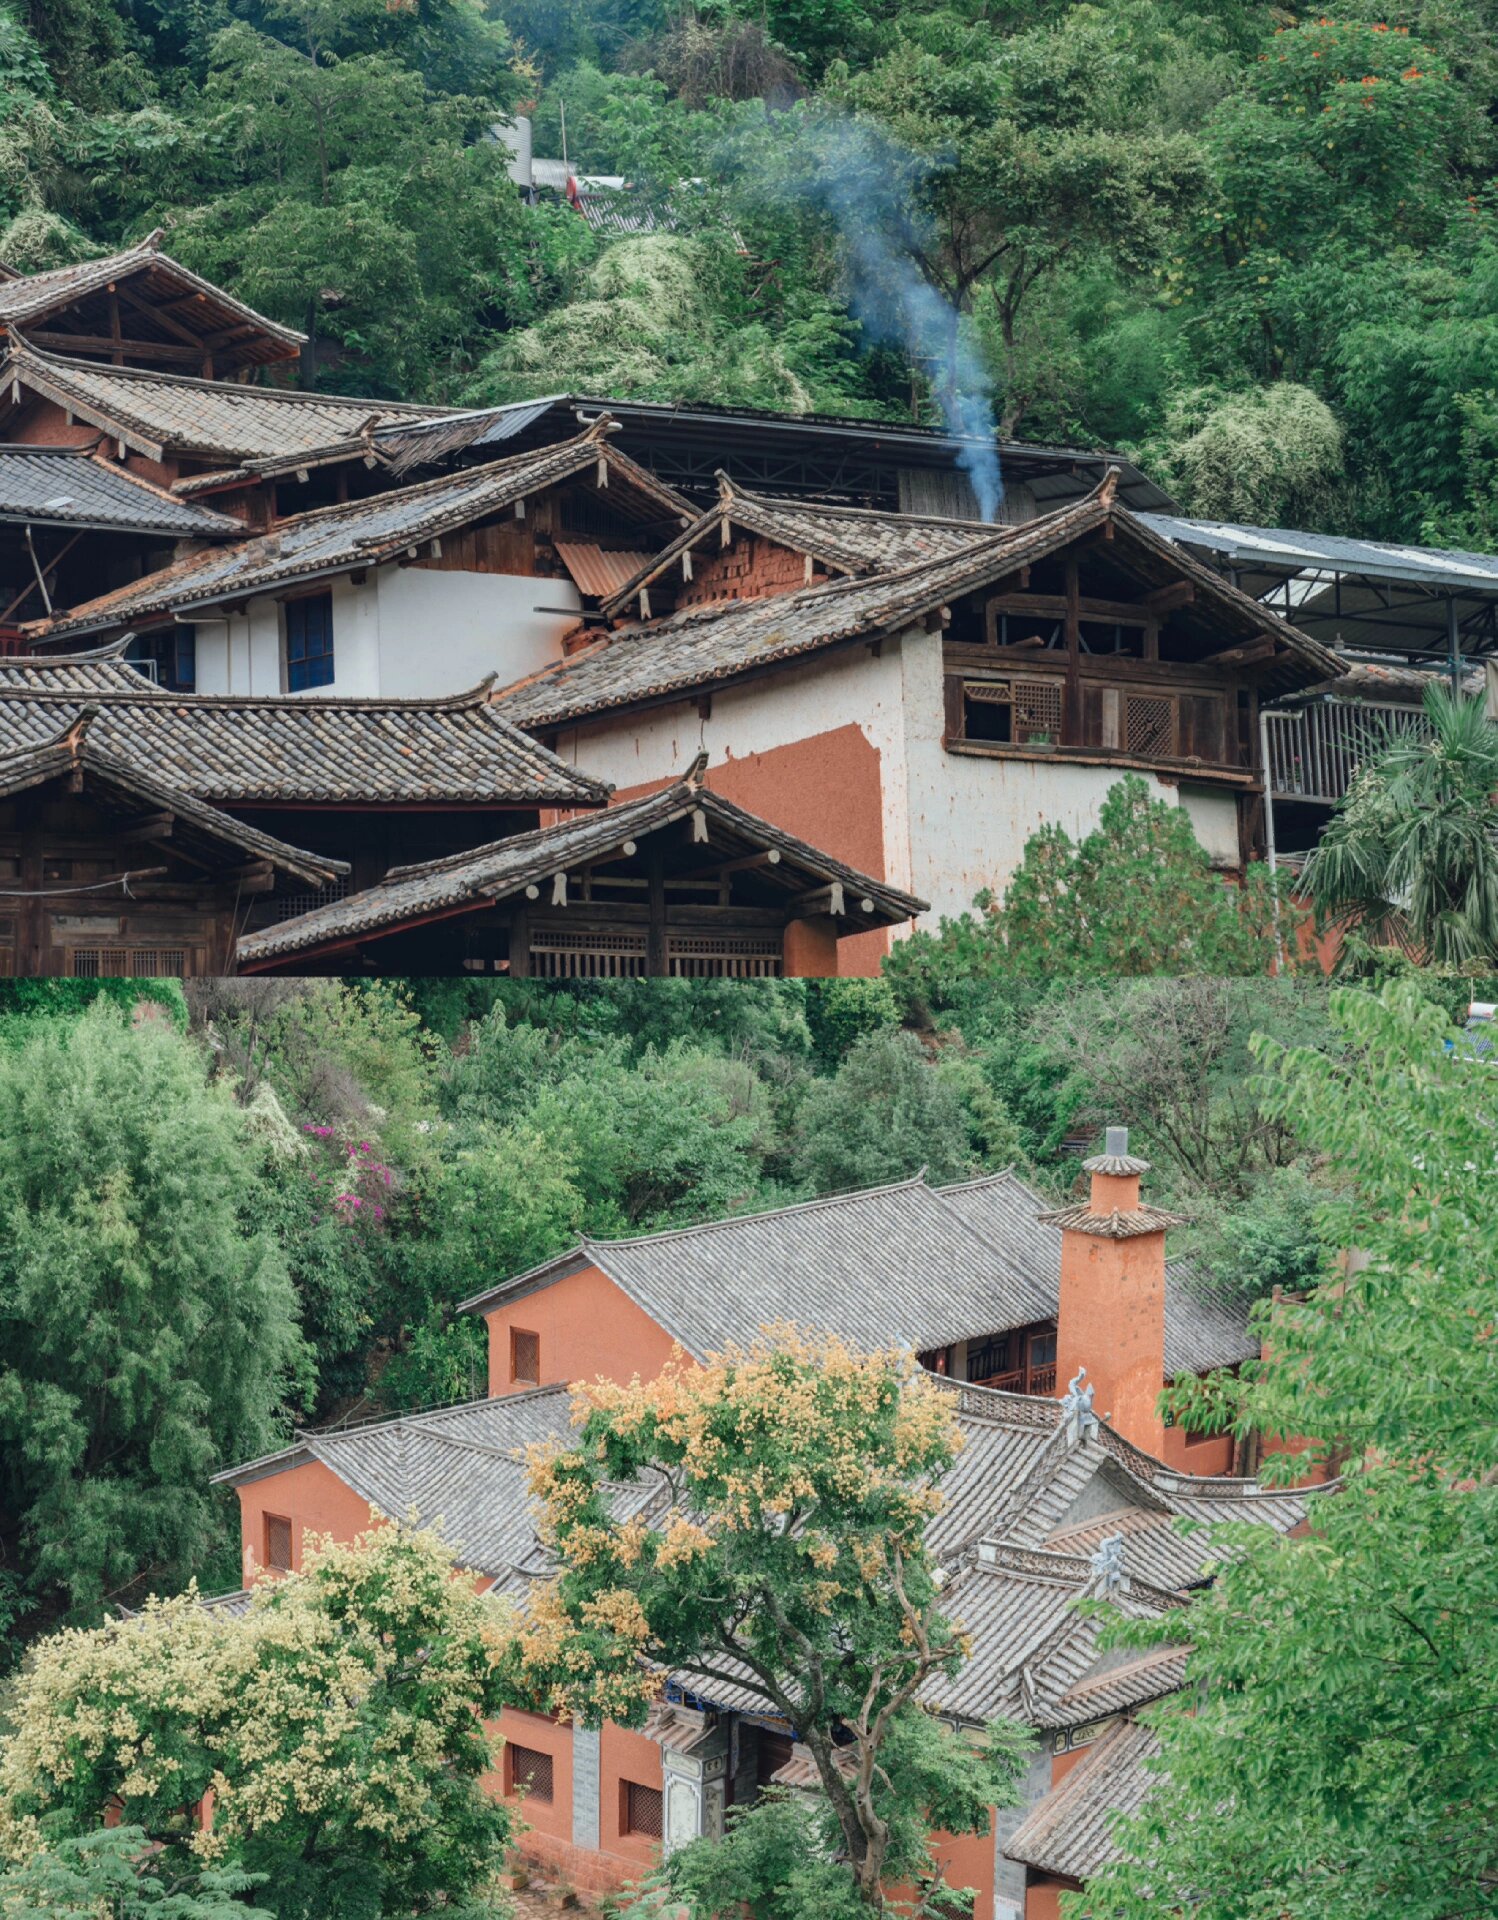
[{"left": 5, "top": 0, "right": 1498, "bottom": 532}]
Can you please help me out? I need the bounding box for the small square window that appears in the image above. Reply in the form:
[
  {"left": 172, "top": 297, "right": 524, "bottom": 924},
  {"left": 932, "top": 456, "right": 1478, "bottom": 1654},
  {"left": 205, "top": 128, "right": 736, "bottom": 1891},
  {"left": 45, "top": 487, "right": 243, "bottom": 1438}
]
[
  {"left": 511, "top": 1328, "right": 540, "bottom": 1386},
  {"left": 285, "top": 592, "right": 334, "bottom": 692},
  {"left": 264, "top": 1514, "right": 293, "bottom": 1572},
  {"left": 623, "top": 1780, "right": 662, "bottom": 1838},
  {"left": 507, "top": 1744, "right": 554, "bottom": 1803}
]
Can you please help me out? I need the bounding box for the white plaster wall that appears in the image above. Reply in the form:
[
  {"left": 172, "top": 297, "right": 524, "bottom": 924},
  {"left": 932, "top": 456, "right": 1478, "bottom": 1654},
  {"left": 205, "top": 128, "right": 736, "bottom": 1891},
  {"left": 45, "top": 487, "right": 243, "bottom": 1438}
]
[
  {"left": 554, "top": 632, "right": 1246, "bottom": 934},
  {"left": 899, "top": 630, "right": 1244, "bottom": 921},
  {"left": 187, "top": 568, "right": 581, "bottom": 698},
  {"left": 374, "top": 567, "right": 581, "bottom": 696}
]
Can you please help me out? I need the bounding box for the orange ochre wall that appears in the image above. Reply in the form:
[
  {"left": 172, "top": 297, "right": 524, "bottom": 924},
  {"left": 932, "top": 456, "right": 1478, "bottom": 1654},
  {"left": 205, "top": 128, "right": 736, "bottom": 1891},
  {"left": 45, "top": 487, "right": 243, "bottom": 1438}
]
[
  {"left": 1025, "top": 1875, "right": 1079, "bottom": 1920},
  {"left": 234, "top": 1456, "right": 378, "bottom": 1582},
  {"left": 1055, "top": 1228, "right": 1168, "bottom": 1460},
  {"left": 606, "top": 721, "right": 893, "bottom": 977},
  {"left": 483, "top": 1263, "right": 682, "bottom": 1398}
]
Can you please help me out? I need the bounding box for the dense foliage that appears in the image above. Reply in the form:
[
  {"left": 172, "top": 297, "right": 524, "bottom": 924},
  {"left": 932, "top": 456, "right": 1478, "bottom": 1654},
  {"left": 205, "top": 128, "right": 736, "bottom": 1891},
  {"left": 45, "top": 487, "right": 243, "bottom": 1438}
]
[
  {"left": 500, "top": 1334, "right": 1029, "bottom": 1912},
  {"left": 0, "top": 1527, "right": 517, "bottom": 1920},
  {"left": 1084, "top": 983, "right": 1498, "bottom": 1920},
  {"left": 6, "top": 0, "right": 1498, "bottom": 533}
]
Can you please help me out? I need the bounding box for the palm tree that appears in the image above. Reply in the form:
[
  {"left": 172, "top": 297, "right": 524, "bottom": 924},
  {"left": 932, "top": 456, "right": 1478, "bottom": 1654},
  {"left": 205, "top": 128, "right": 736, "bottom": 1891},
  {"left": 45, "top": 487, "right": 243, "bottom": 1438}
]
[{"left": 1300, "top": 683, "right": 1498, "bottom": 968}]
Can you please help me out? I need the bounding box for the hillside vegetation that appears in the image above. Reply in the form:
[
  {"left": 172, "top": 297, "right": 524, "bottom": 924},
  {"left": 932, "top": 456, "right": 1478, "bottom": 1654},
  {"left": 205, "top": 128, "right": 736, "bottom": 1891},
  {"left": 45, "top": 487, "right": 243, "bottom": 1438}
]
[{"left": 5, "top": 0, "right": 1498, "bottom": 542}]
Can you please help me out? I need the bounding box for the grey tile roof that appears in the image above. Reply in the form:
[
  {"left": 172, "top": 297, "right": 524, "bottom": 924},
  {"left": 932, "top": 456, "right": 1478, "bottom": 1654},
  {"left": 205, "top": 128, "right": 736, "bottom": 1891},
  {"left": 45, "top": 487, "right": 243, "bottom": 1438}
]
[
  {"left": 212, "top": 1386, "right": 662, "bottom": 1599},
  {"left": 599, "top": 473, "right": 997, "bottom": 616},
  {"left": 33, "top": 424, "right": 693, "bottom": 641},
  {"left": 0, "top": 654, "right": 608, "bottom": 806},
  {"left": 460, "top": 1169, "right": 1259, "bottom": 1381},
  {"left": 1003, "top": 1715, "right": 1161, "bottom": 1881},
  {"left": 0, "top": 445, "right": 241, "bottom": 536},
  {"left": 458, "top": 1171, "right": 1057, "bottom": 1357},
  {"left": 235, "top": 779, "right": 929, "bottom": 967},
  {"left": 211, "top": 1370, "right": 1320, "bottom": 1733},
  {"left": 494, "top": 483, "right": 1345, "bottom": 732},
  {"left": 0, "top": 723, "right": 346, "bottom": 885},
  {"left": 0, "top": 241, "right": 304, "bottom": 354},
  {"left": 2, "top": 342, "right": 434, "bottom": 464}
]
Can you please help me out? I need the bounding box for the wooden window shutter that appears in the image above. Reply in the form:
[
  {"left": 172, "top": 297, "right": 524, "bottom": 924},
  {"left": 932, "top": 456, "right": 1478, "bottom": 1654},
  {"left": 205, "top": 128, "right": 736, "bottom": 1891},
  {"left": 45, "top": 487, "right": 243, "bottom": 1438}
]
[
  {"left": 265, "top": 1514, "right": 293, "bottom": 1572},
  {"left": 625, "top": 1781, "right": 663, "bottom": 1838},
  {"left": 511, "top": 1328, "right": 540, "bottom": 1385}
]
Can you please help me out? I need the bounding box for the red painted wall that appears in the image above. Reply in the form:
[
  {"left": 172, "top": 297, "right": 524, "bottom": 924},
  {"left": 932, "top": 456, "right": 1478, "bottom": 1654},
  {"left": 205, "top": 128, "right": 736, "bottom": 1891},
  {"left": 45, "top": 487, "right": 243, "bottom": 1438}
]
[
  {"left": 483, "top": 1263, "right": 682, "bottom": 1398},
  {"left": 609, "top": 722, "right": 893, "bottom": 977},
  {"left": 1055, "top": 1223, "right": 1169, "bottom": 1460},
  {"left": 489, "top": 1706, "right": 575, "bottom": 1851}
]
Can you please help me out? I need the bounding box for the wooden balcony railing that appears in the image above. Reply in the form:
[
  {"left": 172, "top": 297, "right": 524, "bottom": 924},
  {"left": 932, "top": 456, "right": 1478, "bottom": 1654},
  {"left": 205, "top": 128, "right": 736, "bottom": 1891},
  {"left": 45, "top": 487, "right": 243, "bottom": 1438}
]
[
  {"left": 970, "top": 1363, "right": 1056, "bottom": 1397},
  {"left": 1263, "top": 700, "right": 1431, "bottom": 806}
]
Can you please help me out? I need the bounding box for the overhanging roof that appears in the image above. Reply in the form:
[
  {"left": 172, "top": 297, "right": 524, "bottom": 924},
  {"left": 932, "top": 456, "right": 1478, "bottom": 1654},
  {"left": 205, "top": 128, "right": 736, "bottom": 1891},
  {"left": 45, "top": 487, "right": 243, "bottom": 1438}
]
[
  {"left": 234, "top": 778, "right": 929, "bottom": 968},
  {"left": 0, "top": 444, "right": 241, "bottom": 538}
]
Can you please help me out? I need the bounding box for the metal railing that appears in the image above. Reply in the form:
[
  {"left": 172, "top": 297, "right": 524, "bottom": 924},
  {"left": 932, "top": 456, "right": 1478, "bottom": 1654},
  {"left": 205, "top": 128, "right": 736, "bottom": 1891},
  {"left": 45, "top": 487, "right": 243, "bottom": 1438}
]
[{"left": 1262, "top": 700, "right": 1432, "bottom": 806}]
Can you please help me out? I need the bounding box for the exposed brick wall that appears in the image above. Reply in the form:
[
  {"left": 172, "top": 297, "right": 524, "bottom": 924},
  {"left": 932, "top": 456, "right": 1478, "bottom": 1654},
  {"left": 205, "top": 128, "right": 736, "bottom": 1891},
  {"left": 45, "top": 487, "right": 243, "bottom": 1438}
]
[{"left": 676, "top": 532, "right": 827, "bottom": 609}]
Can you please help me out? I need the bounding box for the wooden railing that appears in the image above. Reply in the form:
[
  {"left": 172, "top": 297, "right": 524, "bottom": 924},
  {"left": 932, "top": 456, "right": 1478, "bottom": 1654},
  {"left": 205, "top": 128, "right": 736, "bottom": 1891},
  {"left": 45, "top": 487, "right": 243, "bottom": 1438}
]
[
  {"left": 969, "top": 1363, "right": 1056, "bottom": 1398},
  {"left": 1263, "top": 700, "right": 1431, "bottom": 806}
]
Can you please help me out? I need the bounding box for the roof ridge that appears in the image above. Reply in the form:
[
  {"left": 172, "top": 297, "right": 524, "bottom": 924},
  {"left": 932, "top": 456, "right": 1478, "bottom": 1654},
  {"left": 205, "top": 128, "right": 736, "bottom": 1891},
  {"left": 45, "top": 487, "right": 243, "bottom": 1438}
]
[
  {"left": 4, "top": 337, "right": 431, "bottom": 410},
  {"left": 378, "top": 784, "right": 687, "bottom": 884},
  {"left": 579, "top": 1167, "right": 937, "bottom": 1258},
  {"left": 0, "top": 672, "right": 504, "bottom": 715}
]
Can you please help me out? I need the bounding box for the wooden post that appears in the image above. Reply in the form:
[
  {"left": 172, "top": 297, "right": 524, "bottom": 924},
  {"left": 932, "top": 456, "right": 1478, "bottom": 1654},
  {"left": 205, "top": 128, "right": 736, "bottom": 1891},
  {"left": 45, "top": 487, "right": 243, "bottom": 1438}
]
[
  {"left": 646, "top": 854, "right": 667, "bottom": 977},
  {"left": 107, "top": 287, "right": 124, "bottom": 366},
  {"left": 508, "top": 909, "right": 530, "bottom": 978},
  {"left": 1063, "top": 558, "right": 1081, "bottom": 746}
]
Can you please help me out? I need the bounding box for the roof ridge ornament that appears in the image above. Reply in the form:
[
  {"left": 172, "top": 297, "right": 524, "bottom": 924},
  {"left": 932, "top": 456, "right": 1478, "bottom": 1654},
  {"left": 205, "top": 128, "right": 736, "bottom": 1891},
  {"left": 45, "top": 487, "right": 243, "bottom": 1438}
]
[
  {"left": 1081, "top": 1125, "right": 1152, "bottom": 1177},
  {"left": 1061, "top": 1368, "right": 1098, "bottom": 1447},
  {"left": 1089, "top": 1531, "right": 1126, "bottom": 1593}
]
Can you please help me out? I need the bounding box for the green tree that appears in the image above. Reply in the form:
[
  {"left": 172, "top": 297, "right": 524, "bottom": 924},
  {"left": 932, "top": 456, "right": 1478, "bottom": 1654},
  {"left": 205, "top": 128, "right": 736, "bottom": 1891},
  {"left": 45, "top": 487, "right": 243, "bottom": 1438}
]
[
  {"left": 1084, "top": 982, "right": 1498, "bottom": 1920},
  {"left": 1301, "top": 684, "right": 1498, "bottom": 968},
  {"left": 0, "top": 1004, "right": 307, "bottom": 1654},
  {"left": 0, "top": 1526, "right": 518, "bottom": 1920},
  {"left": 886, "top": 776, "right": 1287, "bottom": 998},
  {"left": 790, "top": 1028, "right": 991, "bottom": 1193},
  {"left": 500, "top": 1333, "right": 1030, "bottom": 1911},
  {"left": 0, "top": 1827, "right": 269, "bottom": 1920}
]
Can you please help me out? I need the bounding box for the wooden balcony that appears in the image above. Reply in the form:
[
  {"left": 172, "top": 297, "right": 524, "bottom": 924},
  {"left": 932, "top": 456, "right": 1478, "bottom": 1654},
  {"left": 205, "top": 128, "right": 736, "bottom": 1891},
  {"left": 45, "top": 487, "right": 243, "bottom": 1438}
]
[
  {"left": 1263, "top": 699, "right": 1431, "bottom": 806},
  {"left": 970, "top": 1363, "right": 1057, "bottom": 1397}
]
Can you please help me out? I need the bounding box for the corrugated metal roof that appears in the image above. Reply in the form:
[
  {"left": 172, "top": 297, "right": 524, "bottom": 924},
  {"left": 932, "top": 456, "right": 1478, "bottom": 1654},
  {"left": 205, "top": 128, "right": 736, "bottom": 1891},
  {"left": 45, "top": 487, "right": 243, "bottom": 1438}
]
[
  {"left": 0, "top": 445, "right": 240, "bottom": 536},
  {"left": 1142, "top": 512, "right": 1498, "bottom": 595},
  {"left": 553, "top": 541, "right": 658, "bottom": 600}
]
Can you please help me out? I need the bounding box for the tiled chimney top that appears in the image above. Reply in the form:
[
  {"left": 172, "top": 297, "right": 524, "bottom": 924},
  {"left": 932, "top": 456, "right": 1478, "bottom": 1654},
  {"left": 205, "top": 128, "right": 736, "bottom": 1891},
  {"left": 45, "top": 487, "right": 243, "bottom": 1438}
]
[{"left": 1081, "top": 1125, "right": 1152, "bottom": 1178}]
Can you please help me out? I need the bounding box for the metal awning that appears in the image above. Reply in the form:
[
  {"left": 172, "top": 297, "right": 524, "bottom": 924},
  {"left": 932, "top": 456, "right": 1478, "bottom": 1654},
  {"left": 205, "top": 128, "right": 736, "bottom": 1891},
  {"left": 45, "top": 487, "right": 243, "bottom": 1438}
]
[{"left": 1140, "top": 512, "right": 1498, "bottom": 660}]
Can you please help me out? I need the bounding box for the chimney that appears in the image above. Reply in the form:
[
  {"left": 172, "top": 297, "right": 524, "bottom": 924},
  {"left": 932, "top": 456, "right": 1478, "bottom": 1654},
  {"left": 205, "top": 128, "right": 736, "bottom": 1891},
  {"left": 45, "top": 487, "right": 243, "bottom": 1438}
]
[{"left": 1040, "top": 1127, "right": 1185, "bottom": 1457}]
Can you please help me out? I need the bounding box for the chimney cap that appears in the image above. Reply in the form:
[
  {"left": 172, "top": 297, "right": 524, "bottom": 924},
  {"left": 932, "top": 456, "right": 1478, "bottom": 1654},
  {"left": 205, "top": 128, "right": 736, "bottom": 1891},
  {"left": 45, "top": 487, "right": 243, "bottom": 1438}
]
[{"left": 1082, "top": 1125, "right": 1151, "bottom": 1177}]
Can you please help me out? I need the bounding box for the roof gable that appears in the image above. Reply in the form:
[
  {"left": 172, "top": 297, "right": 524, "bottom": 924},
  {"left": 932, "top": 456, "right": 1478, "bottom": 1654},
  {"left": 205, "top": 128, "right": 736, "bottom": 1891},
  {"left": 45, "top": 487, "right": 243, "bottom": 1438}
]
[
  {"left": 0, "top": 237, "right": 303, "bottom": 371},
  {"left": 494, "top": 482, "right": 1343, "bottom": 733},
  {"left": 31, "top": 422, "right": 694, "bottom": 641}
]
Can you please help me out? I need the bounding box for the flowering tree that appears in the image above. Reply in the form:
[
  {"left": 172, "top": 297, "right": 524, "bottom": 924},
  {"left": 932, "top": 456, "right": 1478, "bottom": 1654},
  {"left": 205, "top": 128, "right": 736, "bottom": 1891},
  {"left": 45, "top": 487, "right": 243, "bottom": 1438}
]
[
  {"left": 499, "top": 1330, "right": 1028, "bottom": 1912},
  {"left": 0, "top": 1527, "right": 517, "bottom": 1920}
]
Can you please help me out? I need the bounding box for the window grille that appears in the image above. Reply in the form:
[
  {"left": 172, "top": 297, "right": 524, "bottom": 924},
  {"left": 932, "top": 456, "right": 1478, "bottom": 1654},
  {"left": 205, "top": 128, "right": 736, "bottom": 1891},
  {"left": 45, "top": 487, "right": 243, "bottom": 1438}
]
[
  {"left": 272, "top": 878, "right": 348, "bottom": 923},
  {"left": 624, "top": 1781, "right": 663, "bottom": 1838},
  {"left": 511, "top": 1328, "right": 540, "bottom": 1386},
  {"left": 285, "top": 591, "right": 335, "bottom": 692},
  {"left": 69, "top": 948, "right": 188, "bottom": 979},
  {"left": 508, "top": 1745, "right": 554, "bottom": 1803},
  {"left": 1013, "top": 679, "right": 1063, "bottom": 744},
  {"left": 1125, "top": 693, "right": 1173, "bottom": 757},
  {"left": 264, "top": 1514, "right": 292, "bottom": 1572},
  {"left": 530, "top": 932, "right": 782, "bottom": 980},
  {"left": 532, "top": 931, "right": 648, "bottom": 979}
]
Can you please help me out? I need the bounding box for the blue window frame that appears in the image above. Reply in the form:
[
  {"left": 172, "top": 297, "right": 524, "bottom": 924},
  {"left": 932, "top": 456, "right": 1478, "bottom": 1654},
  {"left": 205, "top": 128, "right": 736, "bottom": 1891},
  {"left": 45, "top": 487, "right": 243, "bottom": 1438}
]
[{"left": 285, "top": 592, "right": 334, "bottom": 691}]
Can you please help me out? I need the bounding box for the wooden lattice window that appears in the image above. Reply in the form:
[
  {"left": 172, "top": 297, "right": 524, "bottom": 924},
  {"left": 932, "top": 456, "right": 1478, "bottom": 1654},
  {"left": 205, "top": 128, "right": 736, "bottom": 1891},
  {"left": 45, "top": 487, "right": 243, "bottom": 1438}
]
[
  {"left": 264, "top": 1514, "right": 293, "bottom": 1573},
  {"left": 668, "top": 934, "right": 781, "bottom": 979},
  {"left": 510, "top": 1328, "right": 540, "bottom": 1386},
  {"left": 69, "top": 948, "right": 189, "bottom": 979},
  {"left": 507, "top": 1744, "right": 554, "bottom": 1803},
  {"left": 1012, "top": 678, "right": 1063, "bottom": 745},
  {"left": 624, "top": 1780, "right": 663, "bottom": 1838},
  {"left": 532, "top": 930, "right": 649, "bottom": 979},
  {"left": 1125, "top": 693, "right": 1174, "bottom": 757}
]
